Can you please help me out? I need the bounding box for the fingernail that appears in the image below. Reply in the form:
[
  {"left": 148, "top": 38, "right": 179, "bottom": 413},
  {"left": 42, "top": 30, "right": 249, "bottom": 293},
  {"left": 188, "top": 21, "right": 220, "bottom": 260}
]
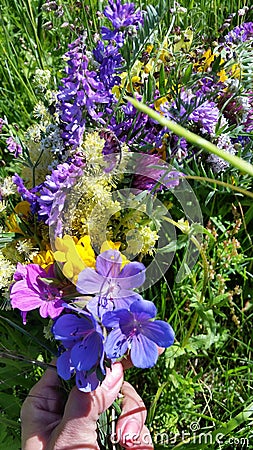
[
  {"left": 122, "top": 419, "right": 141, "bottom": 441},
  {"left": 103, "top": 363, "right": 123, "bottom": 389}
]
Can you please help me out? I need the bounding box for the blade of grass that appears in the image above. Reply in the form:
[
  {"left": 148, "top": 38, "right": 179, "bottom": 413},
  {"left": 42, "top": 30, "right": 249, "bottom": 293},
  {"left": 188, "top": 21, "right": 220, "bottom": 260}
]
[{"left": 126, "top": 96, "right": 253, "bottom": 178}]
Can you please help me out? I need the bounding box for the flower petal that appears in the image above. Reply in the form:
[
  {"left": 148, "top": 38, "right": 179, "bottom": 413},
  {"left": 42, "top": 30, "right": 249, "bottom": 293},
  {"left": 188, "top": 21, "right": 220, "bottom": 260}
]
[
  {"left": 77, "top": 267, "right": 104, "bottom": 294},
  {"left": 57, "top": 350, "right": 74, "bottom": 380},
  {"left": 75, "top": 370, "right": 100, "bottom": 392},
  {"left": 103, "top": 309, "right": 132, "bottom": 328},
  {"left": 118, "top": 261, "right": 146, "bottom": 289},
  {"left": 71, "top": 332, "right": 103, "bottom": 371},
  {"left": 26, "top": 264, "right": 47, "bottom": 293},
  {"left": 96, "top": 250, "right": 122, "bottom": 277},
  {"left": 104, "top": 328, "right": 128, "bottom": 360},
  {"left": 39, "top": 301, "right": 64, "bottom": 319},
  {"left": 52, "top": 314, "right": 94, "bottom": 340},
  {"left": 87, "top": 295, "right": 114, "bottom": 319},
  {"left": 142, "top": 320, "right": 175, "bottom": 347},
  {"left": 114, "top": 291, "right": 143, "bottom": 303},
  {"left": 130, "top": 299, "right": 157, "bottom": 318},
  {"left": 13, "top": 263, "right": 27, "bottom": 281},
  {"left": 10, "top": 284, "right": 42, "bottom": 311},
  {"left": 130, "top": 334, "right": 158, "bottom": 368}
]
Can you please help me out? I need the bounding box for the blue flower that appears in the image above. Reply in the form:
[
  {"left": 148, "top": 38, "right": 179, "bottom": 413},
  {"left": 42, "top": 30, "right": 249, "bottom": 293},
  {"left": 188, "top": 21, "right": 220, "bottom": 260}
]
[
  {"left": 77, "top": 249, "right": 145, "bottom": 318},
  {"left": 104, "top": 0, "right": 142, "bottom": 29},
  {"left": 52, "top": 312, "right": 105, "bottom": 392},
  {"left": 103, "top": 299, "right": 175, "bottom": 368}
]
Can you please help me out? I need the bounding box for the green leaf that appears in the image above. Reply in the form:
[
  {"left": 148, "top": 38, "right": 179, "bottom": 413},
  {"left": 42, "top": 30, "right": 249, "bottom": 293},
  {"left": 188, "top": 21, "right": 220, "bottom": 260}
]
[
  {"left": 159, "top": 63, "right": 166, "bottom": 95},
  {"left": 182, "top": 63, "right": 193, "bottom": 84},
  {"left": 144, "top": 72, "right": 156, "bottom": 102}
]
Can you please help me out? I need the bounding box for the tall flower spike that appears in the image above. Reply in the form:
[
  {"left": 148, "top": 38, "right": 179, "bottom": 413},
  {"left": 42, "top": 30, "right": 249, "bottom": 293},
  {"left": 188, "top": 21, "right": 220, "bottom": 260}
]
[
  {"left": 37, "top": 155, "right": 84, "bottom": 227},
  {"left": 101, "top": 0, "right": 143, "bottom": 46},
  {"left": 58, "top": 35, "right": 112, "bottom": 149}
]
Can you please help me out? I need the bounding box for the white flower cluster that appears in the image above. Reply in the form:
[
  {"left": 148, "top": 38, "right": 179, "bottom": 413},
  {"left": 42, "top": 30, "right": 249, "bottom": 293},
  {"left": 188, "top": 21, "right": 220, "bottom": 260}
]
[{"left": 0, "top": 250, "right": 16, "bottom": 290}]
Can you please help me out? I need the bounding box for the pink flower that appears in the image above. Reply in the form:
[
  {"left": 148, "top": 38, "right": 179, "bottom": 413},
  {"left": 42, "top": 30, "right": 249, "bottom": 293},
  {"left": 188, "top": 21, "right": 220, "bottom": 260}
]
[{"left": 10, "top": 263, "right": 64, "bottom": 323}]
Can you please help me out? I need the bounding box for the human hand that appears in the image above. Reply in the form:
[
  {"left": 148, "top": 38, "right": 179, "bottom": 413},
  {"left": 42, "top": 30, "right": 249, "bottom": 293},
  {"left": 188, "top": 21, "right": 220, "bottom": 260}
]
[{"left": 21, "top": 362, "right": 153, "bottom": 450}]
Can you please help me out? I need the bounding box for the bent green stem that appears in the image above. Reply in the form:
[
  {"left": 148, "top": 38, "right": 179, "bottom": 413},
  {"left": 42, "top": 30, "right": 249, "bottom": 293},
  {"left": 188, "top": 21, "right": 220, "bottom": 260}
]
[{"left": 126, "top": 96, "right": 253, "bottom": 177}]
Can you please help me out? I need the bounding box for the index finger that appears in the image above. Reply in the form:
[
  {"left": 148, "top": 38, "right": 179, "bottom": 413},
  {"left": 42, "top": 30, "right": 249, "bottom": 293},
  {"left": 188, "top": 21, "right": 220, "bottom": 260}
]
[{"left": 116, "top": 381, "right": 148, "bottom": 447}]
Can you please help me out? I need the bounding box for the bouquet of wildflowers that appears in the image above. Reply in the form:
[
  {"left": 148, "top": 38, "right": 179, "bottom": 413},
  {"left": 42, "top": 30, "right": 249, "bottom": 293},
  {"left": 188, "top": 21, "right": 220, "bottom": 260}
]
[{"left": 0, "top": 0, "right": 253, "bottom": 399}]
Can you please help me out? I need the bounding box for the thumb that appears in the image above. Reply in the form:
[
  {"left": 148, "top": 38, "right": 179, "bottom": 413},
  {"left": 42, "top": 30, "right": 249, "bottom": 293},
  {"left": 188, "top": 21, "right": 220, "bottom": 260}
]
[{"left": 47, "top": 363, "right": 124, "bottom": 450}]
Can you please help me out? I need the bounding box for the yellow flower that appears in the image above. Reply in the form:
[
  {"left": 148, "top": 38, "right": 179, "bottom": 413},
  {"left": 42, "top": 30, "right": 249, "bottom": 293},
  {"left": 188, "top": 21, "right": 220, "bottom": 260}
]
[
  {"left": 217, "top": 69, "right": 227, "bottom": 83},
  {"left": 100, "top": 240, "right": 121, "bottom": 253},
  {"left": 145, "top": 44, "right": 153, "bottom": 54},
  {"left": 54, "top": 234, "right": 95, "bottom": 284},
  {"left": 127, "top": 75, "right": 142, "bottom": 93},
  {"left": 173, "top": 28, "right": 193, "bottom": 53},
  {"left": 100, "top": 240, "right": 129, "bottom": 267},
  {"left": 202, "top": 48, "right": 215, "bottom": 70},
  {"left": 111, "top": 84, "right": 121, "bottom": 99},
  {"left": 76, "top": 236, "right": 96, "bottom": 267},
  {"left": 33, "top": 250, "right": 54, "bottom": 270},
  {"left": 154, "top": 96, "right": 168, "bottom": 112},
  {"left": 231, "top": 63, "right": 240, "bottom": 79},
  {"left": 6, "top": 201, "right": 31, "bottom": 234},
  {"left": 143, "top": 63, "right": 153, "bottom": 74},
  {"left": 159, "top": 49, "right": 171, "bottom": 63}
]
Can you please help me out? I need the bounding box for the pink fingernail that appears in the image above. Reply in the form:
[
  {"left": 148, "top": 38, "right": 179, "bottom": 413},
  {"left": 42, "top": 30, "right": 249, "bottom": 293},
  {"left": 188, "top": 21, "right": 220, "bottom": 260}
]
[{"left": 122, "top": 419, "right": 141, "bottom": 445}]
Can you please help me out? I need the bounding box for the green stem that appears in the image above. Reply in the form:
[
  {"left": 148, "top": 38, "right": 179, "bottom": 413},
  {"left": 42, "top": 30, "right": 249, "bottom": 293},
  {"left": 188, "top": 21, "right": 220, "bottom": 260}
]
[
  {"left": 126, "top": 96, "right": 253, "bottom": 177},
  {"left": 185, "top": 175, "right": 253, "bottom": 199}
]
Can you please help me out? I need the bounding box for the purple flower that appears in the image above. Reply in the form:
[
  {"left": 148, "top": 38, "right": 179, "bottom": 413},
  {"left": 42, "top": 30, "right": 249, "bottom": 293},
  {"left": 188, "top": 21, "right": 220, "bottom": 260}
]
[
  {"left": 225, "top": 22, "right": 253, "bottom": 43},
  {"left": 166, "top": 91, "right": 220, "bottom": 136},
  {"left": 10, "top": 263, "right": 64, "bottom": 322},
  {"left": 103, "top": 299, "right": 175, "bottom": 368},
  {"left": 101, "top": 0, "right": 143, "bottom": 45},
  {"left": 77, "top": 250, "right": 145, "bottom": 318},
  {"left": 207, "top": 134, "right": 236, "bottom": 173},
  {"left": 133, "top": 153, "right": 184, "bottom": 191},
  {"left": 109, "top": 97, "right": 161, "bottom": 147},
  {"left": 189, "top": 101, "right": 220, "bottom": 135},
  {"left": 6, "top": 137, "right": 22, "bottom": 157},
  {"left": 58, "top": 36, "right": 113, "bottom": 148},
  {"left": 52, "top": 312, "right": 105, "bottom": 391},
  {"left": 12, "top": 174, "right": 39, "bottom": 214},
  {"left": 37, "top": 155, "right": 84, "bottom": 226},
  {"left": 93, "top": 41, "right": 122, "bottom": 89},
  {"left": 104, "top": 0, "right": 142, "bottom": 29}
]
